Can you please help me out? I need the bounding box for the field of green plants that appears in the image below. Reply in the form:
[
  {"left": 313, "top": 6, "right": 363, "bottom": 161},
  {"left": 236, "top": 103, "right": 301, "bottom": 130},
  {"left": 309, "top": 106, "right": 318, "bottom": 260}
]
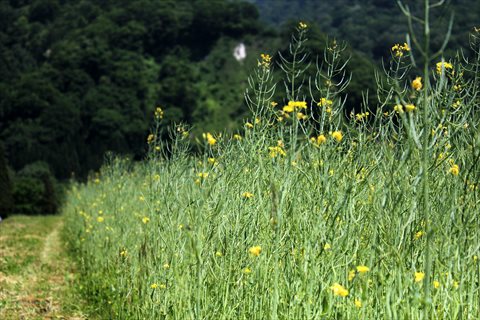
[{"left": 63, "top": 4, "right": 480, "bottom": 319}]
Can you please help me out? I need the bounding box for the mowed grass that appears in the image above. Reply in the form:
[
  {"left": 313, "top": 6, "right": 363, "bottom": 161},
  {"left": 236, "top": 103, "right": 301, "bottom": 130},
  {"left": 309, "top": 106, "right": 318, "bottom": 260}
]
[
  {"left": 63, "top": 14, "right": 480, "bottom": 319},
  {"left": 0, "top": 215, "right": 89, "bottom": 319}
]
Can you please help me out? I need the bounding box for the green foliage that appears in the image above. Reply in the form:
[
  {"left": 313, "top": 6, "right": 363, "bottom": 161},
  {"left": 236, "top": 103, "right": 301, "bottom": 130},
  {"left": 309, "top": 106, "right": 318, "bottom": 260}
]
[{"left": 12, "top": 162, "right": 59, "bottom": 214}]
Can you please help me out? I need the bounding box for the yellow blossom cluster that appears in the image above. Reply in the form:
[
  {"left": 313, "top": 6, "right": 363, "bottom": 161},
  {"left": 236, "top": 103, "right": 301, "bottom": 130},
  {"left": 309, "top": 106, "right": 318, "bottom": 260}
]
[
  {"left": 298, "top": 21, "right": 308, "bottom": 30},
  {"left": 242, "top": 192, "right": 254, "bottom": 199},
  {"left": 268, "top": 146, "right": 286, "bottom": 158},
  {"left": 147, "top": 134, "right": 155, "bottom": 144},
  {"left": 436, "top": 61, "right": 453, "bottom": 75},
  {"left": 355, "top": 112, "right": 370, "bottom": 122},
  {"left": 330, "top": 283, "right": 349, "bottom": 297},
  {"left": 202, "top": 132, "right": 217, "bottom": 146},
  {"left": 249, "top": 246, "right": 262, "bottom": 257},
  {"left": 154, "top": 107, "right": 164, "bottom": 119},
  {"left": 318, "top": 98, "right": 333, "bottom": 113},
  {"left": 412, "top": 77, "right": 423, "bottom": 91},
  {"left": 310, "top": 134, "right": 327, "bottom": 146},
  {"left": 331, "top": 131, "right": 343, "bottom": 143},
  {"left": 283, "top": 101, "right": 307, "bottom": 113},
  {"left": 394, "top": 103, "right": 416, "bottom": 113},
  {"left": 259, "top": 53, "right": 271, "bottom": 69},
  {"left": 391, "top": 43, "right": 410, "bottom": 57}
]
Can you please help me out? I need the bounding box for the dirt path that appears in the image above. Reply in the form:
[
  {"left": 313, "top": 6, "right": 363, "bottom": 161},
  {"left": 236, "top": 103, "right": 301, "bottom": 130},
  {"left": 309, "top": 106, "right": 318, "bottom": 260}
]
[{"left": 0, "top": 215, "right": 88, "bottom": 319}]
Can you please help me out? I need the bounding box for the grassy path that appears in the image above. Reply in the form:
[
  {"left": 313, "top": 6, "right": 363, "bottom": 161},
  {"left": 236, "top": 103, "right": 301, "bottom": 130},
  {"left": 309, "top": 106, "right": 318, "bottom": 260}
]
[{"left": 0, "top": 215, "right": 88, "bottom": 319}]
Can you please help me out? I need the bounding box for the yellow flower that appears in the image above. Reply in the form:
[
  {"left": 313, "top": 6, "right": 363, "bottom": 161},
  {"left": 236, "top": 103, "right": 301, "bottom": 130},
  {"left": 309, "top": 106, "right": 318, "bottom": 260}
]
[
  {"left": 318, "top": 98, "right": 333, "bottom": 108},
  {"left": 269, "top": 146, "right": 286, "bottom": 158},
  {"left": 242, "top": 192, "right": 254, "bottom": 199},
  {"left": 317, "top": 134, "right": 327, "bottom": 145},
  {"left": 270, "top": 101, "right": 278, "bottom": 107},
  {"left": 150, "top": 283, "right": 158, "bottom": 289},
  {"left": 245, "top": 122, "right": 254, "bottom": 129},
  {"left": 163, "top": 263, "right": 170, "bottom": 269},
  {"left": 348, "top": 269, "right": 356, "bottom": 281},
  {"left": 394, "top": 104, "right": 404, "bottom": 114},
  {"left": 452, "top": 280, "right": 459, "bottom": 289},
  {"left": 120, "top": 249, "right": 128, "bottom": 257},
  {"left": 323, "top": 243, "right": 331, "bottom": 251},
  {"left": 391, "top": 43, "right": 410, "bottom": 57},
  {"left": 233, "top": 134, "right": 242, "bottom": 140},
  {"left": 259, "top": 53, "right": 271, "bottom": 68},
  {"left": 97, "top": 216, "right": 104, "bottom": 223},
  {"left": 208, "top": 157, "right": 217, "bottom": 165},
  {"left": 354, "top": 299, "right": 362, "bottom": 308},
  {"left": 330, "top": 283, "right": 349, "bottom": 297},
  {"left": 154, "top": 107, "right": 164, "bottom": 119},
  {"left": 356, "top": 265, "right": 370, "bottom": 273},
  {"left": 249, "top": 246, "right": 262, "bottom": 257},
  {"left": 414, "top": 231, "right": 424, "bottom": 240},
  {"left": 283, "top": 104, "right": 295, "bottom": 113},
  {"left": 283, "top": 101, "right": 307, "bottom": 113},
  {"left": 202, "top": 132, "right": 217, "bottom": 146},
  {"left": 243, "top": 267, "right": 252, "bottom": 274},
  {"left": 147, "top": 134, "right": 155, "bottom": 144},
  {"left": 299, "top": 21, "right": 308, "bottom": 29},
  {"left": 412, "top": 77, "right": 422, "bottom": 91},
  {"left": 433, "top": 280, "right": 440, "bottom": 289},
  {"left": 331, "top": 131, "right": 343, "bottom": 142},
  {"left": 436, "top": 61, "right": 453, "bottom": 75},
  {"left": 215, "top": 251, "right": 223, "bottom": 257},
  {"left": 296, "top": 112, "right": 307, "bottom": 120},
  {"left": 449, "top": 164, "right": 459, "bottom": 176},
  {"left": 142, "top": 217, "right": 150, "bottom": 224},
  {"left": 197, "top": 172, "right": 209, "bottom": 179},
  {"left": 415, "top": 272, "right": 425, "bottom": 283},
  {"left": 405, "top": 104, "right": 416, "bottom": 112}
]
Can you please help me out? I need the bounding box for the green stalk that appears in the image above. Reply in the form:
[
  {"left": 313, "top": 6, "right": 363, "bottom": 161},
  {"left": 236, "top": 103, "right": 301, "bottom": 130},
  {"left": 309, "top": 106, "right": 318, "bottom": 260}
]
[{"left": 422, "top": 0, "right": 432, "bottom": 316}]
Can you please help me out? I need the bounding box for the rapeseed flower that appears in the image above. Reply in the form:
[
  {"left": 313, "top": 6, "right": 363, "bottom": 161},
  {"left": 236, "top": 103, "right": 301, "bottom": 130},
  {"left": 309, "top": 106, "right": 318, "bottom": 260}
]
[
  {"left": 299, "top": 21, "right": 308, "bottom": 29},
  {"left": 415, "top": 272, "right": 425, "bottom": 283},
  {"left": 354, "top": 299, "right": 362, "bottom": 308},
  {"left": 97, "top": 216, "right": 104, "bottom": 223},
  {"left": 151, "top": 283, "right": 158, "bottom": 289},
  {"left": 331, "top": 131, "right": 343, "bottom": 142},
  {"left": 242, "top": 192, "right": 254, "bottom": 199},
  {"left": 142, "top": 217, "right": 150, "bottom": 224},
  {"left": 394, "top": 104, "right": 404, "bottom": 114},
  {"left": 269, "top": 146, "right": 286, "bottom": 158},
  {"left": 433, "top": 280, "right": 440, "bottom": 289},
  {"left": 233, "top": 134, "right": 242, "bottom": 140},
  {"left": 203, "top": 132, "right": 217, "bottom": 146},
  {"left": 356, "top": 265, "right": 370, "bottom": 273},
  {"left": 249, "top": 246, "right": 262, "bottom": 257},
  {"left": 296, "top": 112, "right": 307, "bottom": 120},
  {"left": 405, "top": 104, "right": 416, "bottom": 112},
  {"left": 147, "top": 134, "right": 155, "bottom": 144},
  {"left": 317, "top": 134, "right": 327, "bottom": 145},
  {"left": 154, "top": 107, "right": 164, "bottom": 119},
  {"left": 436, "top": 61, "right": 453, "bottom": 75},
  {"left": 412, "top": 77, "right": 422, "bottom": 91},
  {"left": 318, "top": 98, "right": 333, "bottom": 108},
  {"left": 391, "top": 43, "right": 410, "bottom": 57},
  {"left": 283, "top": 101, "right": 307, "bottom": 113},
  {"left": 449, "top": 163, "right": 459, "bottom": 176},
  {"left": 330, "top": 283, "right": 349, "bottom": 297}
]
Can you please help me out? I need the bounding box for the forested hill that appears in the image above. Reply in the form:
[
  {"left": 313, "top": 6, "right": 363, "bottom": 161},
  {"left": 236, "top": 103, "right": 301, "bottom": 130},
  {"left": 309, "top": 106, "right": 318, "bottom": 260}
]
[
  {"left": 0, "top": 0, "right": 262, "bottom": 179},
  {"left": 2, "top": 0, "right": 478, "bottom": 216},
  {"left": 250, "top": 0, "right": 480, "bottom": 60}
]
